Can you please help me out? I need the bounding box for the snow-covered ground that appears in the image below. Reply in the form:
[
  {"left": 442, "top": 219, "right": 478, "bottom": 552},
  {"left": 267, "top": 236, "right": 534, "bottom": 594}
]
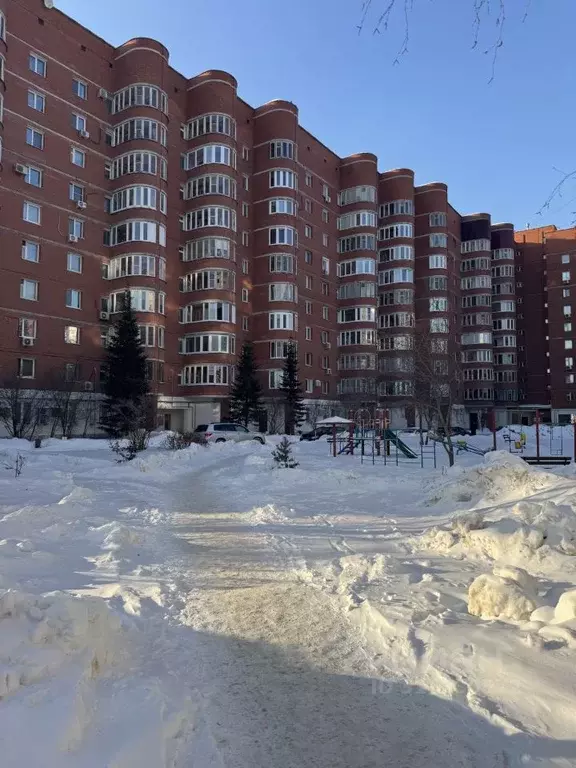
[{"left": 1, "top": 429, "right": 576, "bottom": 766}]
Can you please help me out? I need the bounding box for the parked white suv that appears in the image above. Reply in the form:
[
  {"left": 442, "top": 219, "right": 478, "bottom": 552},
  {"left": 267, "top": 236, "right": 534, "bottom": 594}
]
[{"left": 194, "top": 423, "right": 266, "bottom": 444}]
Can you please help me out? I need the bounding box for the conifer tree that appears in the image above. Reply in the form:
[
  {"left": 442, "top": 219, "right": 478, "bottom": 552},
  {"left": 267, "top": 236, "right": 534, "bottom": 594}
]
[
  {"left": 280, "top": 342, "right": 306, "bottom": 435},
  {"left": 228, "top": 341, "right": 263, "bottom": 427},
  {"left": 100, "top": 291, "right": 150, "bottom": 437},
  {"left": 272, "top": 436, "right": 299, "bottom": 468}
]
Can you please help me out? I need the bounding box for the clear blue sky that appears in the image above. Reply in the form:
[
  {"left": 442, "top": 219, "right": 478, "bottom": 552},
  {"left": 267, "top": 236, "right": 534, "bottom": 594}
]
[{"left": 56, "top": 0, "right": 576, "bottom": 230}]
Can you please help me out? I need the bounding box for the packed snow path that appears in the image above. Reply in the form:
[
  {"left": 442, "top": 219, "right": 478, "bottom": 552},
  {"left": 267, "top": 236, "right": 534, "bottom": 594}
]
[{"left": 1, "top": 436, "right": 576, "bottom": 766}]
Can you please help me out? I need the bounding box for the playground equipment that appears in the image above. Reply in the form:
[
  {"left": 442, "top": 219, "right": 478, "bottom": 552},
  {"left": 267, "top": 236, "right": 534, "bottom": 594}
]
[{"left": 455, "top": 440, "right": 490, "bottom": 457}]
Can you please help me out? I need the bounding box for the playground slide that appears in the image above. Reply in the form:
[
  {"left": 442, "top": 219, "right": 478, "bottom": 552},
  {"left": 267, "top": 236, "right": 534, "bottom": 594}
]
[{"left": 382, "top": 429, "right": 418, "bottom": 459}]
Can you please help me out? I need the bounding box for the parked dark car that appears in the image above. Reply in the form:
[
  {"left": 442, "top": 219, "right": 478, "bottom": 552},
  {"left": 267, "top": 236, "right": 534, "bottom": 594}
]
[
  {"left": 299, "top": 425, "right": 347, "bottom": 441},
  {"left": 435, "top": 426, "right": 470, "bottom": 437}
]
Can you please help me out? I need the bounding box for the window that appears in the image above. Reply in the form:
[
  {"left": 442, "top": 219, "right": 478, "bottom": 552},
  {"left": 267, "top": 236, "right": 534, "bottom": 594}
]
[
  {"left": 23, "top": 201, "right": 41, "bottom": 224},
  {"left": 566, "top": 357, "right": 574, "bottom": 370},
  {"left": 183, "top": 144, "right": 234, "bottom": 169},
  {"left": 430, "top": 318, "right": 450, "bottom": 333},
  {"left": 379, "top": 223, "right": 413, "bottom": 240},
  {"left": 18, "top": 318, "right": 36, "bottom": 340},
  {"left": 339, "top": 329, "right": 376, "bottom": 347},
  {"left": 565, "top": 323, "right": 572, "bottom": 333},
  {"left": 242, "top": 231, "right": 249, "bottom": 246},
  {"left": 242, "top": 259, "right": 249, "bottom": 274},
  {"left": 461, "top": 239, "right": 491, "bottom": 254},
  {"left": 339, "top": 186, "right": 377, "bottom": 206},
  {"left": 110, "top": 152, "right": 164, "bottom": 180},
  {"left": 562, "top": 254, "right": 571, "bottom": 264},
  {"left": 0, "top": 12, "right": 5, "bottom": 41},
  {"left": 378, "top": 311, "right": 414, "bottom": 329},
  {"left": 379, "top": 246, "right": 414, "bottom": 263},
  {"left": 305, "top": 327, "right": 312, "bottom": 340},
  {"left": 243, "top": 175, "right": 249, "bottom": 190},
  {"left": 562, "top": 271, "right": 571, "bottom": 283},
  {"left": 73, "top": 78, "right": 88, "bottom": 99},
  {"left": 379, "top": 200, "right": 413, "bottom": 218},
  {"left": 71, "top": 147, "right": 86, "bottom": 167},
  {"left": 25, "top": 166, "right": 42, "bottom": 187},
  {"left": 322, "top": 282, "right": 329, "bottom": 296},
  {"left": 26, "top": 127, "right": 44, "bottom": 149},
  {"left": 67, "top": 253, "right": 82, "bottom": 273},
  {"left": 18, "top": 358, "right": 35, "bottom": 379},
  {"left": 269, "top": 227, "right": 297, "bottom": 246},
  {"left": 183, "top": 207, "right": 236, "bottom": 232},
  {"left": 269, "top": 370, "right": 283, "bottom": 389},
  {"left": 69, "top": 183, "right": 84, "bottom": 203},
  {"left": 338, "top": 235, "right": 376, "bottom": 253},
  {"left": 269, "top": 197, "right": 296, "bottom": 215},
  {"left": 241, "top": 288, "right": 248, "bottom": 302},
  {"left": 305, "top": 275, "right": 313, "bottom": 289},
  {"left": 242, "top": 317, "right": 249, "bottom": 331},
  {"left": 564, "top": 305, "right": 572, "bottom": 317},
  {"left": 429, "top": 254, "right": 447, "bottom": 269},
  {"left": 270, "top": 340, "right": 291, "bottom": 359},
  {"left": 493, "top": 248, "right": 515, "bottom": 261},
  {"left": 305, "top": 352, "right": 312, "bottom": 366},
  {"left": 269, "top": 312, "right": 295, "bottom": 330},
  {"left": 305, "top": 379, "right": 314, "bottom": 394},
  {"left": 461, "top": 275, "right": 492, "bottom": 290},
  {"left": 269, "top": 139, "right": 295, "bottom": 159},
  {"left": 241, "top": 146, "right": 249, "bottom": 161},
  {"left": 68, "top": 218, "right": 84, "bottom": 239},
  {"left": 305, "top": 172, "right": 312, "bottom": 187},
  {"left": 270, "top": 283, "right": 297, "bottom": 302},
  {"left": 28, "top": 90, "right": 45, "bottom": 112},
  {"left": 111, "top": 185, "right": 166, "bottom": 213},
  {"left": 322, "top": 306, "right": 329, "bottom": 321},
  {"left": 322, "top": 233, "right": 329, "bottom": 248},
  {"left": 337, "top": 258, "right": 376, "bottom": 277},
  {"left": 378, "top": 268, "right": 414, "bottom": 285},
  {"left": 305, "top": 225, "right": 312, "bottom": 238},
  {"left": 322, "top": 209, "right": 329, "bottom": 223},
  {"left": 72, "top": 113, "right": 87, "bottom": 132},
  {"left": 305, "top": 300, "right": 312, "bottom": 314},
  {"left": 113, "top": 118, "right": 167, "bottom": 147},
  {"left": 462, "top": 258, "right": 490, "bottom": 272},
  {"left": 182, "top": 237, "right": 234, "bottom": 262},
  {"left": 112, "top": 84, "right": 168, "bottom": 114},
  {"left": 29, "top": 54, "right": 46, "bottom": 77},
  {"left": 566, "top": 340, "right": 573, "bottom": 350},
  {"left": 429, "top": 212, "right": 447, "bottom": 227},
  {"left": 179, "top": 300, "right": 235, "bottom": 324},
  {"left": 109, "top": 220, "right": 166, "bottom": 246},
  {"left": 304, "top": 199, "right": 312, "bottom": 214},
  {"left": 22, "top": 240, "right": 39, "bottom": 262},
  {"left": 564, "top": 289, "right": 571, "bottom": 298},
  {"left": 429, "top": 297, "right": 448, "bottom": 312},
  {"left": 65, "top": 289, "right": 82, "bottom": 309},
  {"left": 269, "top": 253, "right": 294, "bottom": 273},
  {"left": 338, "top": 306, "right": 376, "bottom": 323},
  {"left": 20, "top": 279, "right": 38, "bottom": 301},
  {"left": 304, "top": 250, "right": 312, "bottom": 265},
  {"left": 183, "top": 114, "right": 235, "bottom": 139},
  {"left": 64, "top": 325, "right": 80, "bottom": 344},
  {"left": 429, "top": 276, "right": 448, "bottom": 291},
  {"left": 338, "top": 211, "right": 377, "bottom": 230},
  {"left": 179, "top": 333, "right": 235, "bottom": 355},
  {"left": 337, "top": 281, "right": 376, "bottom": 300},
  {"left": 322, "top": 257, "right": 330, "bottom": 275},
  {"left": 269, "top": 169, "right": 297, "bottom": 189},
  {"left": 429, "top": 233, "right": 448, "bottom": 248},
  {"left": 180, "top": 365, "right": 230, "bottom": 386}
]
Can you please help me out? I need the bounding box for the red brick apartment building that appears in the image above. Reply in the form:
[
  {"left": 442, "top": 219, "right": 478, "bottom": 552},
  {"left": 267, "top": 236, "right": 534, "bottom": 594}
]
[{"left": 0, "top": 0, "right": 565, "bottom": 431}]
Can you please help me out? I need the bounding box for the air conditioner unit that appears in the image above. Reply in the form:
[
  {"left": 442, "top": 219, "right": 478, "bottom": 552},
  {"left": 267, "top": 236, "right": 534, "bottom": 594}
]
[
  {"left": 83, "top": 381, "right": 94, "bottom": 392},
  {"left": 68, "top": 235, "right": 79, "bottom": 243},
  {"left": 314, "top": 380, "right": 321, "bottom": 387},
  {"left": 98, "top": 88, "right": 109, "bottom": 99},
  {"left": 323, "top": 342, "right": 332, "bottom": 349},
  {"left": 326, "top": 368, "right": 332, "bottom": 375},
  {"left": 100, "top": 311, "right": 109, "bottom": 321},
  {"left": 21, "top": 337, "right": 34, "bottom": 347},
  {"left": 14, "top": 163, "right": 27, "bottom": 175},
  {"left": 79, "top": 130, "right": 90, "bottom": 139},
  {"left": 76, "top": 200, "right": 87, "bottom": 209},
  {"left": 324, "top": 194, "right": 331, "bottom": 203}
]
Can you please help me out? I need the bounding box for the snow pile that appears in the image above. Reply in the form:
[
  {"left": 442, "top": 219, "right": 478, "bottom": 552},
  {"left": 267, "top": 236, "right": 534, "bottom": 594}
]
[
  {"left": 247, "top": 503, "right": 291, "bottom": 525},
  {"left": 468, "top": 566, "right": 540, "bottom": 621},
  {"left": 425, "top": 451, "right": 561, "bottom": 507},
  {"left": 0, "top": 588, "right": 121, "bottom": 699}
]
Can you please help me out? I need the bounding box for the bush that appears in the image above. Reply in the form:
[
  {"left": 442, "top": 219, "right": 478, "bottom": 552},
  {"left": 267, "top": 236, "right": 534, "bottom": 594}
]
[
  {"left": 110, "top": 427, "right": 150, "bottom": 462},
  {"left": 164, "top": 431, "right": 206, "bottom": 450}
]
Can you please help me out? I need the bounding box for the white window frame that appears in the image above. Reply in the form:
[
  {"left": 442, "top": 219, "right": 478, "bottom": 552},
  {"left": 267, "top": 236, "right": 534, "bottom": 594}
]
[
  {"left": 23, "top": 201, "right": 41, "bottom": 224},
  {"left": 28, "top": 89, "right": 45, "bottom": 113},
  {"left": 20, "top": 279, "right": 38, "bottom": 301},
  {"left": 71, "top": 147, "right": 86, "bottom": 167},
  {"left": 67, "top": 253, "right": 83, "bottom": 273},
  {"left": 29, "top": 53, "right": 46, "bottom": 77}
]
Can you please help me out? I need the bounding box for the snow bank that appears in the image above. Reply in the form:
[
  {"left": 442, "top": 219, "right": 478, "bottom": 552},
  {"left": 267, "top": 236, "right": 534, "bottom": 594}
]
[
  {"left": 468, "top": 566, "right": 540, "bottom": 621},
  {"left": 425, "top": 451, "right": 561, "bottom": 508}
]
